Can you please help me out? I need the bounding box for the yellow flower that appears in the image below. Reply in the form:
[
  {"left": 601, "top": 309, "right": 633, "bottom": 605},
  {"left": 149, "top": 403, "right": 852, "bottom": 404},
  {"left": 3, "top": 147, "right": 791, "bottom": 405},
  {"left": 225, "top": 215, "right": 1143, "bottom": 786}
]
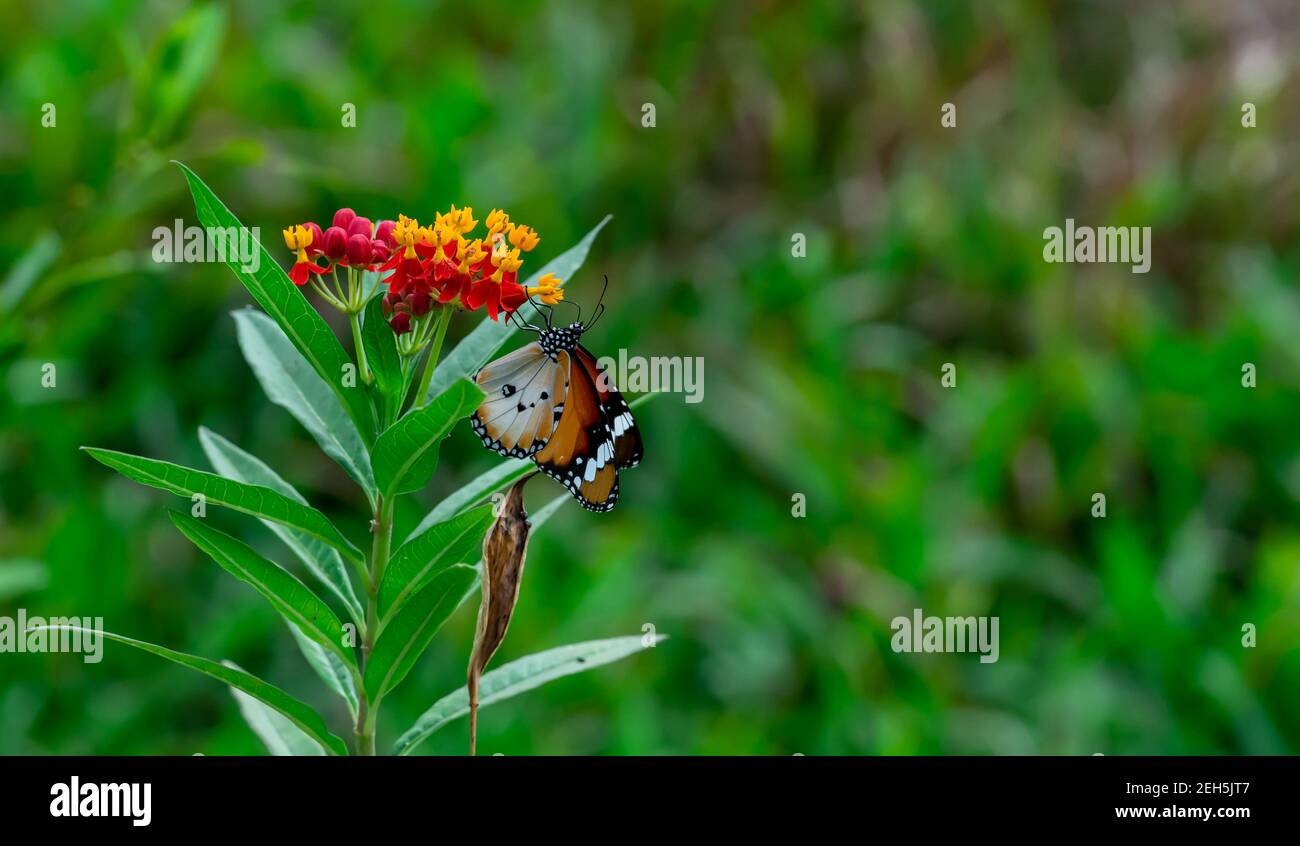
[
  {"left": 432, "top": 213, "right": 455, "bottom": 247},
  {"left": 508, "top": 223, "right": 539, "bottom": 252},
  {"left": 527, "top": 273, "right": 564, "bottom": 305},
  {"left": 282, "top": 225, "right": 312, "bottom": 260},
  {"left": 495, "top": 247, "right": 523, "bottom": 276},
  {"left": 391, "top": 216, "right": 422, "bottom": 259},
  {"left": 486, "top": 208, "right": 511, "bottom": 236},
  {"left": 447, "top": 204, "right": 477, "bottom": 235}
]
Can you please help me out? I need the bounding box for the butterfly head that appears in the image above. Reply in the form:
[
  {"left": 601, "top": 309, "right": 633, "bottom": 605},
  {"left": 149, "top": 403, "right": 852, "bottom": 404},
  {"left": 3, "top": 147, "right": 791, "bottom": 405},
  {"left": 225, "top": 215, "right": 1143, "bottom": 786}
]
[{"left": 538, "top": 322, "right": 584, "bottom": 357}]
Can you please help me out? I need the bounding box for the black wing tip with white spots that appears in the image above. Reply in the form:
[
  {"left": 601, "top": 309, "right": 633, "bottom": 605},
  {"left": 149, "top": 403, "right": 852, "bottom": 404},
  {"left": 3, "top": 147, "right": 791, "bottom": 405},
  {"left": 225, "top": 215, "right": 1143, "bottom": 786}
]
[{"left": 536, "top": 461, "right": 620, "bottom": 512}]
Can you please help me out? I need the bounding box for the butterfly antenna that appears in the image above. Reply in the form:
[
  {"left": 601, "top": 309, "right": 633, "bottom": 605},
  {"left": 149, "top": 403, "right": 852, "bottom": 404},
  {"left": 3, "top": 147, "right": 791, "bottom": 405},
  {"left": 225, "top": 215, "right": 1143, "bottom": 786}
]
[
  {"left": 556, "top": 295, "right": 582, "bottom": 324},
  {"left": 585, "top": 275, "right": 611, "bottom": 329},
  {"left": 527, "top": 298, "right": 555, "bottom": 330},
  {"left": 508, "top": 308, "right": 541, "bottom": 334}
]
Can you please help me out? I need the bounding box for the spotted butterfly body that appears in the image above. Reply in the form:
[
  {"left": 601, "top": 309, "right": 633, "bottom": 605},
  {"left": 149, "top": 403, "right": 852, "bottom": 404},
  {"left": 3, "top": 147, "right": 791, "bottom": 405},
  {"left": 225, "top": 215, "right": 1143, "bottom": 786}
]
[{"left": 470, "top": 322, "right": 642, "bottom": 511}]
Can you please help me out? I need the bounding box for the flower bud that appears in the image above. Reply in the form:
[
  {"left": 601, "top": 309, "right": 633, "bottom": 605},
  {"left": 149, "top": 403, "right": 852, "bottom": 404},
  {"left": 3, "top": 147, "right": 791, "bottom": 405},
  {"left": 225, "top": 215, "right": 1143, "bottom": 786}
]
[
  {"left": 332, "top": 208, "right": 357, "bottom": 230},
  {"left": 409, "top": 291, "right": 431, "bottom": 316},
  {"left": 369, "top": 239, "right": 390, "bottom": 263},
  {"left": 346, "top": 233, "right": 373, "bottom": 266},
  {"left": 390, "top": 311, "right": 412, "bottom": 335},
  {"left": 323, "top": 226, "right": 348, "bottom": 261},
  {"left": 375, "top": 219, "right": 396, "bottom": 246},
  {"left": 347, "top": 216, "right": 373, "bottom": 238},
  {"left": 302, "top": 222, "right": 323, "bottom": 253},
  {"left": 382, "top": 290, "right": 401, "bottom": 316}
]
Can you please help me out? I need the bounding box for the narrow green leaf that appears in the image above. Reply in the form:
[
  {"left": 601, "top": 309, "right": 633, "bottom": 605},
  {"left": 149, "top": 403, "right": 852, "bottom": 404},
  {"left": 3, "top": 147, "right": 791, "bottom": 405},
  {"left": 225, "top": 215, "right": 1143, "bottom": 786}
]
[
  {"left": 364, "top": 564, "right": 478, "bottom": 705},
  {"left": 525, "top": 493, "right": 569, "bottom": 531},
  {"left": 141, "top": 5, "right": 227, "bottom": 142},
  {"left": 168, "top": 511, "right": 355, "bottom": 670},
  {"left": 371, "top": 379, "right": 484, "bottom": 499},
  {"left": 409, "top": 459, "right": 531, "bottom": 541},
  {"left": 199, "top": 426, "right": 363, "bottom": 623},
  {"left": 226, "top": 662, "right": 325, "bottom": 756},
  {"left": 286, "top": 621, "right": 358, "bottom": 719},
  {"left": 233, "top": 310, "right": 376, "bottom": 503},
  {"left": 0, "top": 559, "right": 48, "bottom": 602},
  {"left": 83, "top": 447, "right": 363, "bottom": 564},
  {"left": 0, "top": 231, "right": 60, "bottom": 312},
  {"left": 176, "top": 161, "right": 375, "bottom": 443},
  {"left": 425, "top": 215, "right": 611, "bottom": 401},
  {"left": 34, "top": 625, "right": 348, "bottom": 756},
  {"left": 393, "top": 634, "right": 664, "bottom": 755},
  {"left": 360, "top": 295, "right": 404, "bottom": 424},
  {"left": 360, "top": 268, "right": 384, "bottom": 302},
  {"left": 379, "top": 505, "right": 494, "bottom": 625}
]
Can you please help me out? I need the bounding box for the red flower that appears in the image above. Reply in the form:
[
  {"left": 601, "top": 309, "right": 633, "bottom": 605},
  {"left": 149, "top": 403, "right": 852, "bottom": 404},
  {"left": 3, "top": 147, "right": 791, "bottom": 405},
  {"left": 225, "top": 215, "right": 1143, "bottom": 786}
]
[{"left": 283, "top": 225, "right": 328, "bottom": 286}]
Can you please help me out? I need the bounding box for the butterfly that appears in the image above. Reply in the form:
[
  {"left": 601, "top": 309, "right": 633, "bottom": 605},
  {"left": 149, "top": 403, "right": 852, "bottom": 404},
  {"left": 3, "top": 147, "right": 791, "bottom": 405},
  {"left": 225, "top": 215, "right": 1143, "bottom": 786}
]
[{"left": 469, "top": 282, "right": 642, "bottom": 512}]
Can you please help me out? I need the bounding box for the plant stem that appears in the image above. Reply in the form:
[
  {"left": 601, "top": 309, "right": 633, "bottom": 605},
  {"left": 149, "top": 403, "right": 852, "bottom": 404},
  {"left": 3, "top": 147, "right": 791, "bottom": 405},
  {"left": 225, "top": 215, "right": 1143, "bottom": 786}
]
[
  {"left": 355, "top": 494, "right": 393, "bottom": 756},
  {"left": 350, "top": 310, "right": 373, "bottom": 385},
  {"left": 412, "top": 305, "right": 453, "bottom": 409},
  {"left": 310, "top": 276, "right": 347, "bottom": 311}
]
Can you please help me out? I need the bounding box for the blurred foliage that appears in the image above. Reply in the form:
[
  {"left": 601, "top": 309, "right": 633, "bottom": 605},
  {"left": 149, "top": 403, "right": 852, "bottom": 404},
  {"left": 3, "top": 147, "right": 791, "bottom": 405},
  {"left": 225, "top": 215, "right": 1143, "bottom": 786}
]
[{"left": 3, "top": 0, "right": 1300, "bottom": 754}]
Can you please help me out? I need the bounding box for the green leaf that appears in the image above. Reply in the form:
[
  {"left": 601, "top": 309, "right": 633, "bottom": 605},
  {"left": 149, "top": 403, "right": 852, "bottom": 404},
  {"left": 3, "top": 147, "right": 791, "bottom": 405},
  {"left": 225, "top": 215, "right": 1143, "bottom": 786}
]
[
  {"left": 140, "top": 5, "right": 227, "bottom": 142},
  {"left": 379, "top": 504, "right": 494, "bottom": 625},
  {"left": 226, "top": 662, "right": 325, "bottom": 756},
  {"left": 371, "top": 379, "right": 484, "bottom": 499},
  {"left": 199, "top": 427, "right": 363, "bottom": 623},
  {"left": 168, "top": 511, "right": 355, "bottom": 671},
  {"left": 409, "top": 459, "right": 532, "bottom": 541},
  {"left": 364, "top": 564, "right": 478, "bottom": 706},
  {"left": 286, "top": 621, "right": 358, "bottom": 719},
  {"left": 233, "top": 310, "right": 376, "bottom": 504},
  {"left": 0, "top": 231, "right": 60, "bottom": 313},
  {"left": 393, "top": 634, "right": 664, "bottom": 755},
  {"left": 176, "top": 162, "right": 375, "bottom": 443},
  {"left": 425, "top": 216, "right": 611, "bottom": 402},
  {"left": 34, "top": 625, "right": 348, "bottom": 756},
  {"left": 83, "top": 447, "right": 364, "bottom": 565},
  {"left": 360, "top": 295, "right": 404, "bottom": 425},
  {"left": 0, "top": 559, "right": 48, "bottom": 602},
  {"left": 525, "top": 493, "right": 569, "bottom": 531}
]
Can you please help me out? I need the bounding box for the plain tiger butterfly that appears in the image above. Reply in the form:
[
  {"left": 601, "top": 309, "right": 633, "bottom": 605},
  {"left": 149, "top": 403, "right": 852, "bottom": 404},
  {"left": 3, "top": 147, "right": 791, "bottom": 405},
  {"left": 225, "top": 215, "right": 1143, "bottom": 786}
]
[{"left": 469, "top": 279, "right": 642, "bottom": 512}]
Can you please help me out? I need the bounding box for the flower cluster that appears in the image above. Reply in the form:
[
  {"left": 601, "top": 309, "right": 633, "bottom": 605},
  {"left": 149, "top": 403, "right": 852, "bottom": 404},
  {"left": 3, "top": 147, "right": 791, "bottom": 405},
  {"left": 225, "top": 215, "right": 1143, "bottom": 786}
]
[
  {"left": 378, "top": 206, "right": 563, "bottom": 330},
  {"left": 284, "top": 205, "right": 564, "bottom": 341},
  {"left": 281, "top": 208, "right": 393, "bottom": 316}
]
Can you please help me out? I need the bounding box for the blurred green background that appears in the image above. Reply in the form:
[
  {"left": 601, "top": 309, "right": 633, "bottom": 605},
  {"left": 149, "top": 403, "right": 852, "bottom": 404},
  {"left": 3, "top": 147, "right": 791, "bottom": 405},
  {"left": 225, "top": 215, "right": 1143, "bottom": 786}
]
[{"left": 3, "top": 0, "right": 1300, "bottom": 754}]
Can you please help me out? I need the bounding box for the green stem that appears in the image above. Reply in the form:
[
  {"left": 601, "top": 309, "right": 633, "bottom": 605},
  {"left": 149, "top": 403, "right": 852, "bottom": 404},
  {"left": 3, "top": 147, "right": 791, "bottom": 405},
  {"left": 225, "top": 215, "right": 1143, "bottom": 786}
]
[
  {"left": 310, "top": 276, "right": 347, "bottom": 311},
  {"left": 350, "top": 310, "right": 373, "bottom": 385},
  {"left": 412, "top": 306, "right": 453, "bottom": 410},
  {"left": 355, "top": 495, "right": 393, "bottom": 756},
  {"left": 332, "top": 266, "right": 348, "bottom": 304}
]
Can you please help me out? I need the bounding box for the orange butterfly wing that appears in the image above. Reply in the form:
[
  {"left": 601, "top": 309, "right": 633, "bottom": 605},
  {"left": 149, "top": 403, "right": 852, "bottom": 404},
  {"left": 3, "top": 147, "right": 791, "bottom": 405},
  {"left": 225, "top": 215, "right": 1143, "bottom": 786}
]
[
  {"left": 534, "top": 349, "right": 620, "bottom": 511},
  {"left": 572, "top": 344, "right": 643, "bottom": 469}
]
